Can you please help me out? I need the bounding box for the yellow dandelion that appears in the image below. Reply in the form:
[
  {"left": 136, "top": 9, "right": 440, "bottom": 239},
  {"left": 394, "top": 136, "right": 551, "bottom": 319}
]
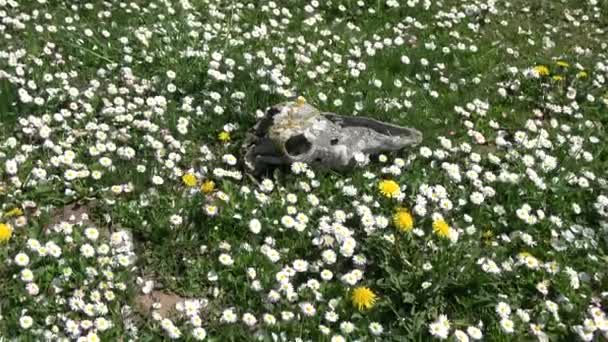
[
  {"left": 378, "top": 180, "right": 400, "bottom": 198},
  {"left": 4, "top": 207, "right": 23, "bottom": 218},
  {"left": 533, "top": 65, "right": 550, "bottom": 76},
  {"left": 0, "top": 223, "right": 12, "bottom": 243},
  {"left": 200, "top": 180, "right": 215, "bottom": 194},
  {"left": 432, "top": 219, "right": 451, "bottom": 239},
  {"left": 556, "top": 60, "right": 570, "bottom": 68},
  {"left": 552, "top": 75, "right": 563, "bottom": 81},
  {"left": 218, "top": 131, "right": 231, "bottom": 142},
  {"left": 393, "top": 208, "right": 414, "bottom": 232},
  {"left": 577, "top": 71, "right": 588, "bottom": 78},
  {"left": 182, "top": 173, "right": 198, "bottom": 187},
  {"left": 351, "top": 286, "right": 377, "bottom": 311}
]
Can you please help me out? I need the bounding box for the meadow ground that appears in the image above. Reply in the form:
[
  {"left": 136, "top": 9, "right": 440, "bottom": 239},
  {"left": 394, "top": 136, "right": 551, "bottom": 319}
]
[{"left": 0, "top": 0, "right": 607, "bottom": 340}]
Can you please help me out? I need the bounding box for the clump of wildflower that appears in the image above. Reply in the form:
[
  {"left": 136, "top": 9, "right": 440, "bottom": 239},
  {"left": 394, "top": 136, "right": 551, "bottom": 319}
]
[
  {"left": 218, "top": 131, "right": 231, "bottom": 142},
  {"left": 378, "top": 180, "right": 400, "bottom": 198},
  {"left": 351, "top": 286, "right": 377, "bottom": 311},
  {"left": 182, "top": 173, "right": 198, "bottom": 187},
  {"left": 433, "top": 219, "right": 451, "bottom": 239},
  {"left": 201, "top": 180, "right": 215, "bottom": 194},
  {"left": 533, "top": 65, "right": 550, "bottom": 76},
  {"left": 0, "top": 223, "right": 12, "bottom": 243},
  {"left": 393, "top": 208, "right": 414, "bottom": 232}
]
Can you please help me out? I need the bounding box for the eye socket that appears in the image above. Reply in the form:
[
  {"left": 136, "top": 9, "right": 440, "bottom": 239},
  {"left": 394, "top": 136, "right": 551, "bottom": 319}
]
[
  {"left": 285, "top": 134, "right": 312, "bottom": 156},
  {"left": 330, "top": 138, "right": 339, "bottom": 145}
]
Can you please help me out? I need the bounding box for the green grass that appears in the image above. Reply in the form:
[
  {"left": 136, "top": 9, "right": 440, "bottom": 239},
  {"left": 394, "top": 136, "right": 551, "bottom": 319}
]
[{"left": 0, "top": 0, "right": 607, "bottom": 340}]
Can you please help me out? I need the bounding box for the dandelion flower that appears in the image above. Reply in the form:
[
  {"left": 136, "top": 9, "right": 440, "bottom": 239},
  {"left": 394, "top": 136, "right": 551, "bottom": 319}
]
[
  {"left": 433, "top": 219, "right": 451, "bottom": 239},
  {"left": 500, "top": 318, "right": 515, "bottom": 333},
  {"left": 351, "top": 286, "right": 377, "bottom": 311},
  {"left": 201, "top": 180, "right": 215, "bottom": 194},
  {"left": 393, "top": 208, "right": 414, "bottom": 232},
  {"left": 533, "top": 65, "right": 549, "bottom": 76},
  {"left": 0, "top": 223, "right": 12, "bottom": 243},
  {"left": 577, "top": 71, "right": 588, "bottom": 78},
  {"left": 556, "top": 60, "right": 570, "bottom": 68},
  {"left": 218, "top": 131, "right": 231, "bottom": 142},
  {"left": 182, "top": 173, "right": 197, "bottom": 187},
  {"left": 378, "top": 180, "right": 400, "bottom": 198}
]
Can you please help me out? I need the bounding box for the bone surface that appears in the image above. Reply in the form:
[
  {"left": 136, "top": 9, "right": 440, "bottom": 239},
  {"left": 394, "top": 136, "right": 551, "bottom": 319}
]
[{"left": 243, "top": 97, "right": 423, "bottom": 175}]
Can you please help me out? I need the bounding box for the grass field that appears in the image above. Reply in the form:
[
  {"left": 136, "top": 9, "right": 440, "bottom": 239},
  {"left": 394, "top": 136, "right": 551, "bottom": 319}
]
[{"left": 1, "top": 0, "right": 608, "bottom": 340}]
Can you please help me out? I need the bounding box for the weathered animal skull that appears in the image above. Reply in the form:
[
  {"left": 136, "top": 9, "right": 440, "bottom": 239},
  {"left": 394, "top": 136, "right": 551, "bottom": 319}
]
[{"left": 243, "top": 98, "right": 423, "bottom": 175}]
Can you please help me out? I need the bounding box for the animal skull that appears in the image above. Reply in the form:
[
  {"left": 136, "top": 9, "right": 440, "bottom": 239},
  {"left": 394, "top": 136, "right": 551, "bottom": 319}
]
[{"left": 243, "top": 98, "right": 423, "bottom": 175}]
